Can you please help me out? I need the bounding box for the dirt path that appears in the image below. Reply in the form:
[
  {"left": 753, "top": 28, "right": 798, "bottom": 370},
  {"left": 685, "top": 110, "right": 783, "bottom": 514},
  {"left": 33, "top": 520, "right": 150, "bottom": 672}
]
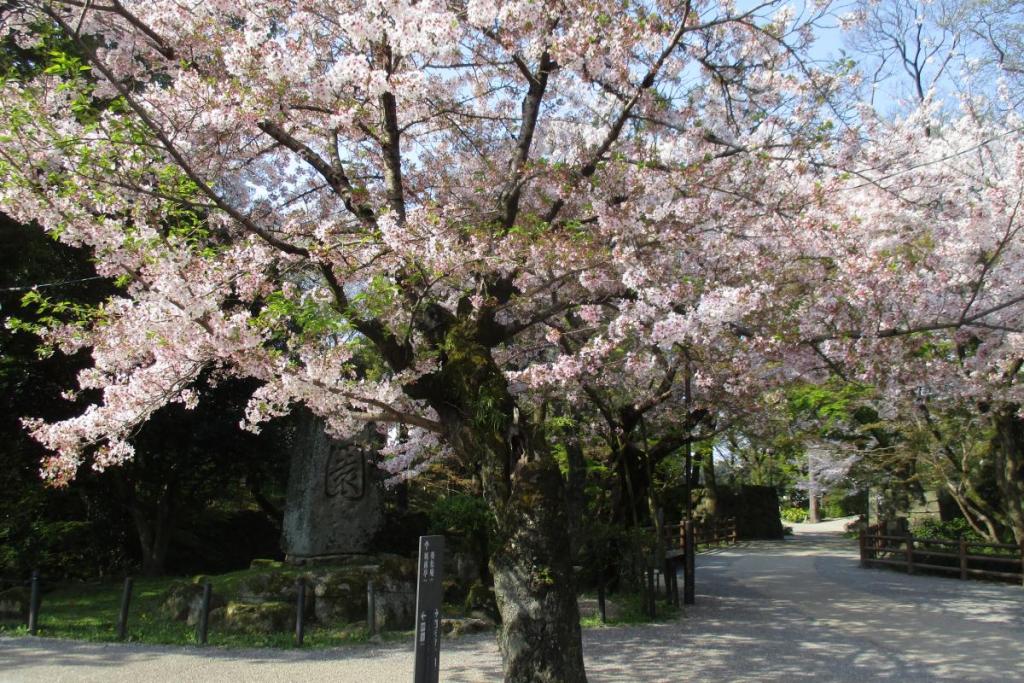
[{"left": 3, "top": 521, "right": 1022, "bottom": 682}]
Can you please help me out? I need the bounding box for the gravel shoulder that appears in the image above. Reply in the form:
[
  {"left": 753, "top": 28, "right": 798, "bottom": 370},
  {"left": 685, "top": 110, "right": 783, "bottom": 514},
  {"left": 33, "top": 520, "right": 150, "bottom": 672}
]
[{"left": 3, "top": 520, "right": 1022, "bottom": 682}]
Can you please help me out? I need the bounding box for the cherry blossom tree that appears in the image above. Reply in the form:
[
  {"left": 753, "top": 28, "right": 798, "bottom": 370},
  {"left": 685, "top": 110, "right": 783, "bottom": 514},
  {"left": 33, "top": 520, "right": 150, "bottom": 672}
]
[
  {"left": 788, "top": 97, "right": 1024, "bottom": 543},
  {"left": 5, "top": 0, "right": 1022, "bottom": 677},
  {"left": 0, "top": 2, "right": 844, "bottom": 678}
]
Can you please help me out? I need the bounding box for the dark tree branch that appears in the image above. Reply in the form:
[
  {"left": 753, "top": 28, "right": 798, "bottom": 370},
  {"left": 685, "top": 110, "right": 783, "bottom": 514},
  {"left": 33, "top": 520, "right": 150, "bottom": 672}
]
[{"left": 257, "top": 121, "right": 377, "bottom": 228}]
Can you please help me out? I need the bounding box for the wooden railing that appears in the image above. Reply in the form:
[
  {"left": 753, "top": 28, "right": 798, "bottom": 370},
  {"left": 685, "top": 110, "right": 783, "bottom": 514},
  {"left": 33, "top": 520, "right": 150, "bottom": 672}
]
[
  {"left": 860, "top": 529, "right": 1024, "bottom": 586},
  {"left": 663, "top": 517, "right": 738, "bottom": 553}
]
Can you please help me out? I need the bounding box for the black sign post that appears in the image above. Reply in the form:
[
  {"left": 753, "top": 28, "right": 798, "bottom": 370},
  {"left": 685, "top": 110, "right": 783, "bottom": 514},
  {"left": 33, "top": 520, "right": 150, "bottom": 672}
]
[{"left": 413, "top": 535, "right": 444, "bottom": 683}]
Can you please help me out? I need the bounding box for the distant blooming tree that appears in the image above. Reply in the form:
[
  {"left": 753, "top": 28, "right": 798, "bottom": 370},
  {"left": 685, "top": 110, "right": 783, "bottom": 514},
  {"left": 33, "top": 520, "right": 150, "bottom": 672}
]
[
  {"left": 792, "top": 103, "right": 1024, "bottom": 543},
  {"left": 799, "top": 442, "right": 860, "bottom": 522},
  {"left": 1, "top": 1, "right": 1022, "bottom": 680}
]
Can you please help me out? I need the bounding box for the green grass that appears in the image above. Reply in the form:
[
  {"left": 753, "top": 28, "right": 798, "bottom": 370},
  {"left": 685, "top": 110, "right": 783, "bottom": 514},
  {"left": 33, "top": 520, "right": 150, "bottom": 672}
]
[
  {"left": 1, "top": 570, "right": 677, "bottom": 649},
  {"left": 579, "top": 591, "right": 681, "bottom": 628},
  {"left": 1, "top": 577, "right": 191, "bottom": 645},
  {"left": 0, "top": 573, "right": 412, "bottom": 650}
]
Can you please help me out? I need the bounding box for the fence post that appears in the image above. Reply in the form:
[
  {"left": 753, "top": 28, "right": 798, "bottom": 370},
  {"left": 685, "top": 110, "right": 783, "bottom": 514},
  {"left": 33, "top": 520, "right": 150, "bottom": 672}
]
[
  {"left": 859, "top": 529, "right": 867, "bottom": 568},
  {"left": 959, "top": 536, "right": 968, "bottom": 581},
  {"left": 597, "top": 581, "right": 606, "bottom": 624},
  {"left": 367, "top": 580, "right": 377, "bottom": 636},
  {"left": 117, "top": 577, "right": 133, "bottom": 641},
  {"left": 27, "top": 570, "right": 40, "bottom": 635},
  {"left": 905, "top": 533, "right": 915, "bottom": 575},
  {"left": 683, "top": 520, "right": 695, "bottom": 605},
  {"left": 646, "top": 567, "right": 656, "bottom": 619},
  {"left": 197, "top": 581, "right": 212, "bottom": 645},
  {"left": 295, "top": 577, "right": 306, "bottom": 647}
]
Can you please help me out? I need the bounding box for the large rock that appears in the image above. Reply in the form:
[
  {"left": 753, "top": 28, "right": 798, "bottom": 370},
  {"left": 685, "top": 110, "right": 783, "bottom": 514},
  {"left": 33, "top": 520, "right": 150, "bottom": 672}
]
[
  {"left": 236, "top": 570, "right": 299, "bottom": 603},
  {"left": 161, "top": 581, "right": 226, "bottom": 625},
  {"left": 312, "top": 565, "right": 373, "bottom": 624},
  {"left": 220, "top": 601, "right": 294, "bottom": 633},
  {"left": 310, "top": 558, "right": 416, "bottom": 628},
  {"left": 0, "top": 586, "right": 29, "bottom": 620},
  {"left": 283, "top": 412, "right": 385, "bottom": 561},
  {"left": 370, "top": 577, "right": 416, "bottom": 631},
  {"left": 235, "top": 570, "right": 317, "bottom": 618}
]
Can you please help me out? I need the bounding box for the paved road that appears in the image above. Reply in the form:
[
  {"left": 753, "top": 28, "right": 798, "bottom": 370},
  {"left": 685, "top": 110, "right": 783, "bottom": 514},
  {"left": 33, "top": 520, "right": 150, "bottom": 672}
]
[{"left": 3, "top": 521, "right": 1022, "bottom": 682}]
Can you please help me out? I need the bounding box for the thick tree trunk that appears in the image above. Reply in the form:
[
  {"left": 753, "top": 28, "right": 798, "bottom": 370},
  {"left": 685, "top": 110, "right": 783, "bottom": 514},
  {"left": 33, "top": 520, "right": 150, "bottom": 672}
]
[
  {"left": 416, "top": 333, "right": 586, "bottom": 682},
  {"left": 992, "top": 405, "right": 1024, "bottom": 545},
  {"left": 808, "top": 492, "right": 820, "bottom": 524},
  {"left": 490, "top": 455, "right": 586, "bottom": 682},
  {"left": 441, "top": 420, "right": 586, "bottom": 682}
]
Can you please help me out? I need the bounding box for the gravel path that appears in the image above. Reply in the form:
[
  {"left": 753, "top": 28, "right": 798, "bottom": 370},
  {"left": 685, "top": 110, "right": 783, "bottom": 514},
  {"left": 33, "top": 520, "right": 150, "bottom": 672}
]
[{"left": 3, "top": 520, "right": 1022, "bottom": 682}]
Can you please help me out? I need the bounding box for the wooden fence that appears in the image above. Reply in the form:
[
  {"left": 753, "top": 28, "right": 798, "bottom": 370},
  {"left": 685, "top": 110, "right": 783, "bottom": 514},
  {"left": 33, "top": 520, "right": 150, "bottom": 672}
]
[
  {"left": 860, "top": 529, "right": 1024, "bottom": 586},
  {"left": 663, "top": 518, "right": 737, "bottom": 548},
  {"left": 663, "top": 517, "right": 738, "bottom": 554}
]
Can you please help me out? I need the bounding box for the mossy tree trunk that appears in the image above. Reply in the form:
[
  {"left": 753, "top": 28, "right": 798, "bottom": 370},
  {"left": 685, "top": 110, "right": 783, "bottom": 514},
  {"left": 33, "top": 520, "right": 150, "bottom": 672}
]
[
  {"left": 409, "top": 325, "right": 586, "bottom": 683},
  {"left": 992, "top": 405, "right": 1024, "bottom": 546}
]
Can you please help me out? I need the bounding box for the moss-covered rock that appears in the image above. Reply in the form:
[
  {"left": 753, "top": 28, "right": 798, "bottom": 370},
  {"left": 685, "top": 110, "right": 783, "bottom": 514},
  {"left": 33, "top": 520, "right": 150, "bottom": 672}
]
[
  {"left": 221, "top": 601, "right": 294, "bottom": 634},
  {"left": 161, "top": 581, "right": 225, "bottom": 624},
  {"left": 235, "top": 570, "right": 305, "bottom": 604},
  {"left": 370, "top": 577, "right": 416, "bottom": 631},
  {"left": 309, "top": 557, "right": 416, "bottom": 627},
  {"left": 312, "top": 567, "right": 370, "bottom": 624}
]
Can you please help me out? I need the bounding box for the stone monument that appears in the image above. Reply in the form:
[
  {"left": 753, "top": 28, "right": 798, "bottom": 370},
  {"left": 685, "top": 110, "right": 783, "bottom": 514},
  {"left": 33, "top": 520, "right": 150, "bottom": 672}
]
[{"left": 283, "top": 410, "right": 385, "bottom": 562}]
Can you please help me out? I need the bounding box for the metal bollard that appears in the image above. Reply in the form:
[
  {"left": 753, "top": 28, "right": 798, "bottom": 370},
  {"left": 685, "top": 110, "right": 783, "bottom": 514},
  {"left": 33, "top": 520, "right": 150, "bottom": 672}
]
[
  {"left": 367, "top": 580, "right": 377, "bottom": 636},
  {"left": 295, "top": 577, "right": 306, "bottom": 647},
  {"left": 117, "top": 577, "right": 134, "bottom": 640},
  {"left": 197, "top": 582, "right": 212, "bottom": 645},
  {"left": 28, "top": 570, "right": 40, "bottom": 635}
]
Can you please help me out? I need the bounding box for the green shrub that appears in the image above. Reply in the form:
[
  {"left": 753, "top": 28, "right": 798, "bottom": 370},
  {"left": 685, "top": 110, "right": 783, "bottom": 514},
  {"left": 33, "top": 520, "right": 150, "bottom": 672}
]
[
  {"left": 428, "top": 493, "right": 490, "bottom": 540},
  {"left": 780, "top": 507, "right": 808, "bottom": 523},
  {"left": 822, "top": 490, "right": 866, "bottom": 519},
  {"left": 911, "top": 517, "right": 1009, "bottom": 545}
]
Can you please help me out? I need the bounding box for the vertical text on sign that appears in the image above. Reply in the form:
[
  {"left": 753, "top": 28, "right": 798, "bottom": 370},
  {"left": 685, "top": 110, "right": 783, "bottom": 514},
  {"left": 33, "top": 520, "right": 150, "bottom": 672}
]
[{"left": 413, "top": 535, "right": 445, "bottom": 683}]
